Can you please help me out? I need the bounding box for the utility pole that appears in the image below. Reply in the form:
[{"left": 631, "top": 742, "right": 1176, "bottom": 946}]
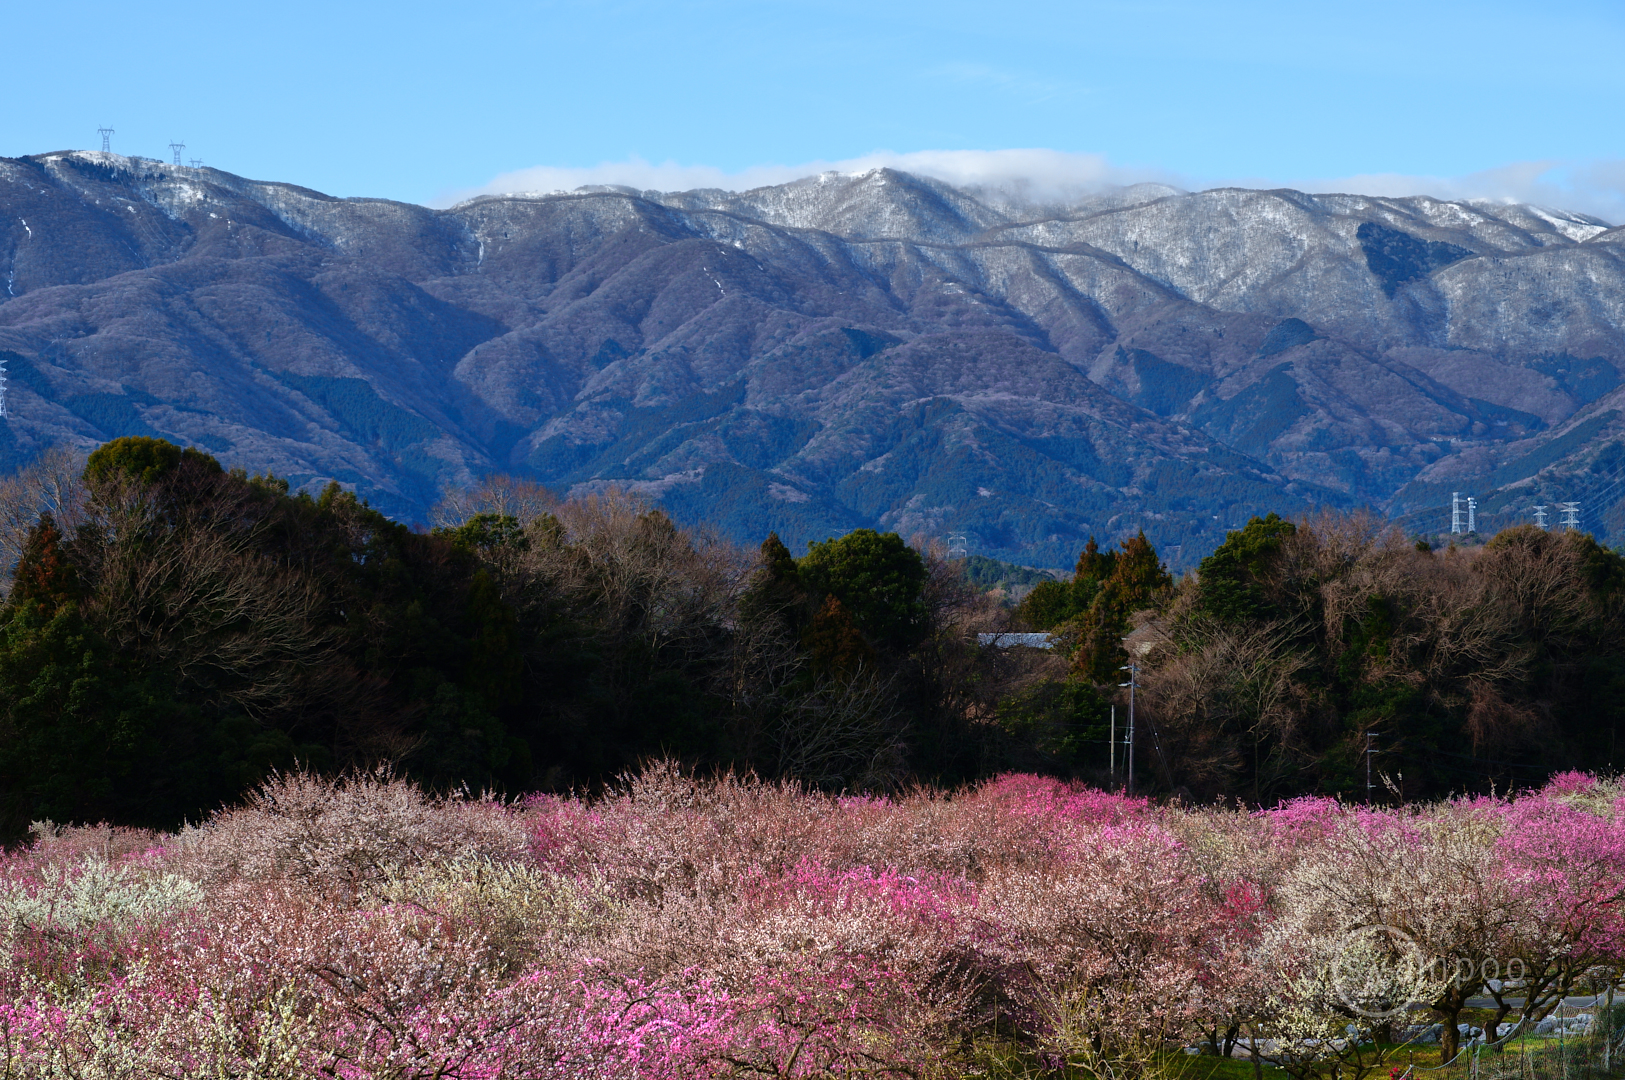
[
  {"left": 1534, "top": 505, "right": 1548, "bottom": 529},
  {"left": 168, "top": 141, "right": 185, "bottom": 166},
  {"left": 1365, "top": 732, "right": 1381, "bottom": 803},
  {"left": 97, "top": 126, "right": 115, "bottom": 152},
  {"left": 1109, "top": 705, "right": 1117, "bottom": 785},
  {"left": 1119, "top": 663, "right": 1138, "bottom": 797}
]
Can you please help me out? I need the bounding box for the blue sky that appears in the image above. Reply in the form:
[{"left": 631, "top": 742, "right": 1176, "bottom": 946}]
[{"left": 7, "top": 0, "right": 1624, "bottom": 217}]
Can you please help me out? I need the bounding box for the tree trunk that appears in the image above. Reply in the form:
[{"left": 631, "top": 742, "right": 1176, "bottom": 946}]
[{"left": 1435, "top": 994, "right": 1466, "bottom": 1064}]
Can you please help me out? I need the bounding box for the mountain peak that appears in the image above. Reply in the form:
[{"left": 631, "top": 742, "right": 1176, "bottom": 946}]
[{"left": 2, "top": 154, "right": 1622, "bottom": 562}]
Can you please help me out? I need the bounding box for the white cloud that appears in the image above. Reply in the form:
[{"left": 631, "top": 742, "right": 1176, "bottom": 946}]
[
  {"left": 439, "top": 150, "right": 1625, "bottom": 225},
  {"left": 1266, "top": 161, "right": 1625, "bottom": 224},
  {"left": 434, "top": 149, "right": 1180, "bottom": 208}
]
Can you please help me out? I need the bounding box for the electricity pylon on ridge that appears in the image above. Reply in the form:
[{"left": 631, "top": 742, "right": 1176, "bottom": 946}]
[
  {"left": 168, "top": 141, "right": 185, "bottom": 166},
  {"left": 97, "top": 126, "right": 115, "bottom": 152},
  {"left": 189, "top": 158, "right": 203, "bottom": 168},
  {"left": 1450, "top": 492, "right": 1480, "bottom": 534}
]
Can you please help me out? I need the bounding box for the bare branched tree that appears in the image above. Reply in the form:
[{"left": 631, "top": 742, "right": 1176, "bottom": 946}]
[
  {"left": 508, "top": 490, "right": 753, "bottom": 739},
  {"left": 45, "top": 468, "right": 419, "bottom": 765},
  {"left": 431, "top": 475, "right": 557, "bottom": 530},
  {"left": 527, "top": 491, "right": 750, "bottom": 654},
  {"left": 1145, "top": 616, "right": 1313, "bottom": 798},
  {"left": 0, "top": 447, "right": 90, "bottom": 596},
  {"left": 74, "top": 475, "right": 347, "bottom": 720},
  {"left": 772, "top": 663, "right": 909, "bottom": 791}
]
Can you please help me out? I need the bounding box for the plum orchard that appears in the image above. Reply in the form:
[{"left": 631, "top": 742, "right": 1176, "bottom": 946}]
[{"left": 2, "top": 767, "right": 1622, "bottom": 1078}]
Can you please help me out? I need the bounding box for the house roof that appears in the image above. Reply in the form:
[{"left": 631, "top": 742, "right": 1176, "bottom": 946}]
[{"left": 976, "top": 632, "right": 1054, "bottom": 650}]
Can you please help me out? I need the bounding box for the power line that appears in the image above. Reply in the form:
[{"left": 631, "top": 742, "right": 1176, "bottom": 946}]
[
  {"left": 1388, "top": 499, "right": 1450, "bottom": 534},
  {"left": 1389, "top": 457, "right": 1625, "bottom": 541},
  {"left": 1574, "top": 461, "right": 1625, "bottom": 526}
]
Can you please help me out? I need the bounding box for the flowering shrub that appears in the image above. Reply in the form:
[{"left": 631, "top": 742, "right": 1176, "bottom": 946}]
[
  {"left": 1, "top": 854, "right": 203, "bottom": 985},
  {"left": 3, "top": 767, "right": 1624, "bottom": 1078}
]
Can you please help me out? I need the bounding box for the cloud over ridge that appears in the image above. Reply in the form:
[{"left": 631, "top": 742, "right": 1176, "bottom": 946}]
[
  {"left": 443, "top": 149, "right": 1625, "bottom": 225},
  {"left": 438, "top": 149, "right": 1180, "bottom": 208}
]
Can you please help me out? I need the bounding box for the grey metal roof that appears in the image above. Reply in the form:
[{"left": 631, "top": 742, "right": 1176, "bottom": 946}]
[{"left": 976, "top": 632, "right": 1054, "bottom": 650}]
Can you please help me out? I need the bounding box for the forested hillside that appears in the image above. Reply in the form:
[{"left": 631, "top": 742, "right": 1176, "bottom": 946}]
[
  {"left": 5, "top": 152, "right": 1625, "bottom": 567},
  {"left": 1020, "top": 512, "right": 1625, "bottom": 800},
  {"left": 1, "top": 437, "right": 1620, "bottom": 835},
  {"left": 0, "top": 438, "right": 1100, "bottom": 839}
]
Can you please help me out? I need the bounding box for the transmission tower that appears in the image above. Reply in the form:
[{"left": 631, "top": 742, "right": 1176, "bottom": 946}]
[
  {"left": 946, "top": 533, "right": 968, "bottom": 559},
  {"left": 168, "top": 141, "right": 185, "bottom": 166},
  {"left": 1534, "top": 505, "right": 1549, "bottom": 529},
  {"left": 189, "top": 158, "right": 203, "bottom": 168},
  {"left": 1451, "top": 492, "right": 1464, "bottom": 534},
  {"left": 0, "top": 353, "right": 8, "bottom": 419},
  {"left": 97, "top": 126, "right": 115, "bottom": 152},
  {"left": 1559, "top": 502, "right": 1581, "bottom": 531},
  {"left": 1467, "top": 496, "right": 1477, "bottom": 534}
]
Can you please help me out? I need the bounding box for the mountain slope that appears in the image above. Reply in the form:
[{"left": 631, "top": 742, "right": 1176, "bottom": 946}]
[{"left": 1, "top": 151, "right": 1621, "bottom": 561}]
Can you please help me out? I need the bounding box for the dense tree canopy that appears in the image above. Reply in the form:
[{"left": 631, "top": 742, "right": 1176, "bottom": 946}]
[
  {"left": 1137, "top": 514, "right": 1625, "bottom": 801},
  {"left": 0, "top": 443, "right": 1096, "bottom": 838},
  {"left": 797, "top": 529, "right": 929, "bottom": 653},
  {"left": 1, "top": 441, "right": 1621, "bottom": 835}
]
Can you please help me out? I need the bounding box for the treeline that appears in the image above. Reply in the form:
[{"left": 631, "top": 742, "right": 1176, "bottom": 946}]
[
  {"left": 0, "top": 439, "right": 1101, "bottom": 839},
  {"left": 1018, "top": 511, "right": 1625, "bottom": 802},
  {"left": 3, "top": 438, "right": 1621, "bottom": 835}
]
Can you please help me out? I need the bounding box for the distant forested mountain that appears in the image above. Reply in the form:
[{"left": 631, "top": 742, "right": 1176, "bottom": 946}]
[{"left": 3, "top": 152, "right": 1624, "bottom": 567}]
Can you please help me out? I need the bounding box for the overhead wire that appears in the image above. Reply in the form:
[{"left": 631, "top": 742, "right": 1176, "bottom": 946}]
[{"left": 1383, "top": 447, "right": 1625, "bottom": 539}]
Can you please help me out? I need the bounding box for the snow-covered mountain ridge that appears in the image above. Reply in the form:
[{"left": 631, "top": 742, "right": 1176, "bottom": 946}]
[{"left": 2, "top": 151, "right": 1623, "bottom": 564}]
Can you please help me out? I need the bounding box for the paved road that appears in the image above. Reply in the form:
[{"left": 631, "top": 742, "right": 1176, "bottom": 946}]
[{"left": 1464, "top": 995, "right": 1611, "bottom": 1010}]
